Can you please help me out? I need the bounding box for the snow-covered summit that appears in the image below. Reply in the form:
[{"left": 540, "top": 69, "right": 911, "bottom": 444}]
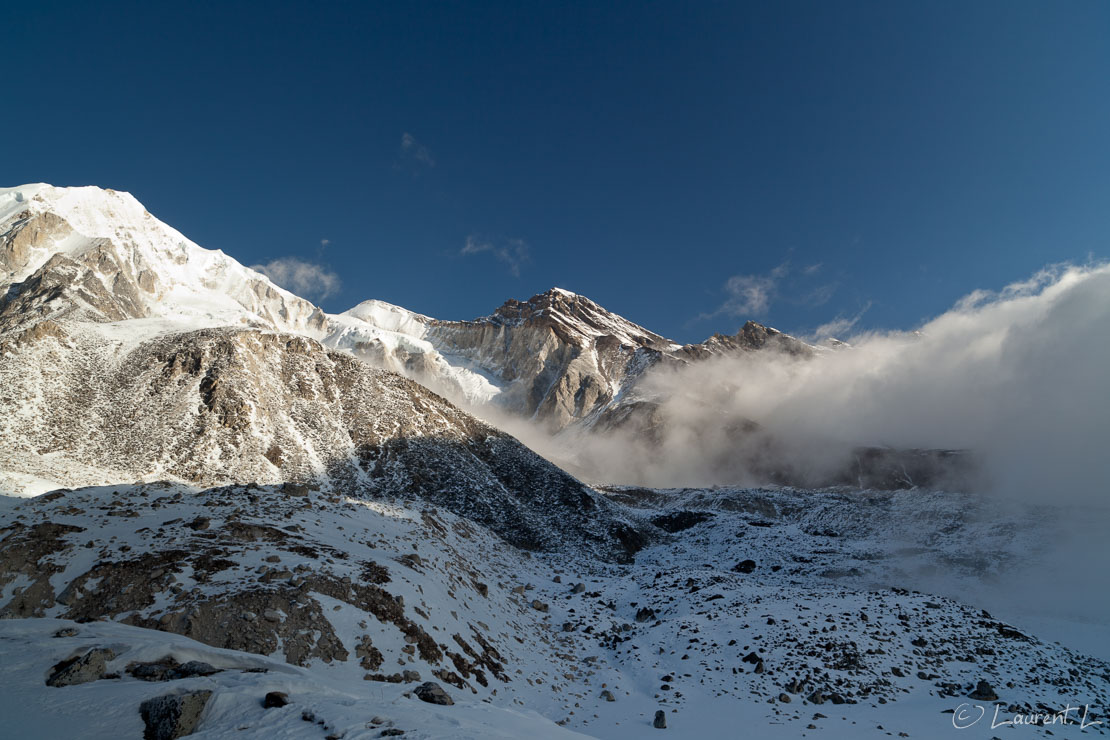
[
  {"left": 486, "top": 287, "right": 674, "bottom": 350},
  {"left": 0, "top": 184, "right": 325, "bottom": 337}
]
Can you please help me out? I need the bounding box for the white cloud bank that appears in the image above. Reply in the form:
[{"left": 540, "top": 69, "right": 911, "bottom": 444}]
[{"left": 556, "top": 263, "right": 1110, "bottom": 506}]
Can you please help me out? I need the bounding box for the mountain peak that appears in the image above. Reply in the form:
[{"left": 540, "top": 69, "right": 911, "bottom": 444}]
[
  {"left": 1, "top": 183, "right": 324, "bottom": 337},
  {"left": 490, "top": 287, "right": 673, "bottom": 350}
]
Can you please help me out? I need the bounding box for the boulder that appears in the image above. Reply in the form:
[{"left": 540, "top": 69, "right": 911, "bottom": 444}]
[
  {"left": 413, "top": 681, "right": 453, "bottom": 706},
  {"left": 263, "top": 691, "right": 290, "bottom": 708},
  {"left": 46, "top": 647, "right": 114, "bottom": 687},
  {"left": 969, "top": 680, "right": 998, "bottom": 701},
  {"left": 139, "top": 690, "right": 212, "bottom": 740}
]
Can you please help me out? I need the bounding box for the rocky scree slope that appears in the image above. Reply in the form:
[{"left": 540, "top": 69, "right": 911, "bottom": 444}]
[
  {"left": 0, "top": 482, "right": 614, "bottom": 738},
  {"left": 0, "top": 323, "right": 648, "bottom": 562}
]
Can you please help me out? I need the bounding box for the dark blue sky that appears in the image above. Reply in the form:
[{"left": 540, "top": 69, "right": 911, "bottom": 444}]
[{"left": 5, "top": 1, "right": 1108, "bottom": 342}]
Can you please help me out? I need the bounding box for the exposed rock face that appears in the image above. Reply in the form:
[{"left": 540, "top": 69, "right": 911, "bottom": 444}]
[
  {"left": 0, "top": 326, "right": 648, "bottom": 560},
  {"left": 341, "top": 289, "right": 817, "bottom": 432},
  {"left": 674, "top": 320, "right": 814, "bottom": 362}
]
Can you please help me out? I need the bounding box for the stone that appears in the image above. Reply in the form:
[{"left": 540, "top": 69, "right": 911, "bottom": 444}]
[
  {"left": 173, "top": 661, "right": 219, "bottom": 679},
  {"left": 128, "top": 659, "right": 219, "bottom": 682},
  {"left": 139, "top": 690, "right": 212, "bottom": 740},
  {"left": 635, "top": 607, "right": 656, "bottom": 623},
  {"left": 263, "top": 691, "right": 290, "bottom": 708},
  {"left": 46, "top": 647, "right": 115, "bottom": 687},
  {"left": 281, "top": 482, "right": 310, "bottom": 497},
  {"left": 600, "top": 690, "right": 615, "bottom": 702},
  {"left": 571, "top": 583, "right": 586, "bottom": 594},
  {"left": 968, "top": 680, "right": 998, "bottom": 701},
  {"left": 413, "top": 681, "right": 453, "bottom": 706},
  {"left": 402, "top": 670, "right": 421, "bottom": 683},
  {"left": 531, "top": 600, "right": 549, "bottom": 612},
  {"left": 653, "top": 709, "right": 667, "bottom": 729},
  {"left": 733, "top": 559, "right": 757, "bottom": 574}
]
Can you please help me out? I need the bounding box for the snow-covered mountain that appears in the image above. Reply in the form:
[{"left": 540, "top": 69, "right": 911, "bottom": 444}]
[
  {"left": 330, "top": 288, "right": 820, "bottom": 431},
  {"left": 0, "top": 185, "right": 649, "bottom": 562},
  {"left": 0, "top": 184, "right": 965, "bottom": 495},
  {"left": 1, "top": 184, "right": 809, "bottom": 433},
  {"left": 0, "top": 184, "right": 326, "bottom": 335},
  {"left": 2, "top": 183, "right": 1108, "bottom": 739}
]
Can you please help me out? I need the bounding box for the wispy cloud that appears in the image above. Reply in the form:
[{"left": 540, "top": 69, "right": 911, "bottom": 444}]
[
  {"left": 805, "top": 282, "right": 838, "bottom": 307},
  {"left": 812, "top": 301, "right": 872, "bottom": 340},
  {"left": 698, "top": 261, "right": 789, "bottom": 320},
  {"left": 251, "top": 257, "right": 341, "bottom": 301},
  {"left": 721, "top": 273, "right": 777, "bottom": 315},
  {"left": 696, "top": 260, "right": 843, "bottom": 324},
  {"left": 399, "top": 132, "right": 435, "bottom": 169},
  {"left": 460, "top": 236, "right": 530, "bottom": 277}
]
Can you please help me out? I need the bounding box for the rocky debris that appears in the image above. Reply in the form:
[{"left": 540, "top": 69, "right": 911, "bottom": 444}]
[
  {"left": 599, "top": 690, "right": 615, "bottom": 702},
  {"left": 570, "top": 583, "right": 586, "bottom": 594},
  {"left": 356, "top": 635, "right": 384, "bottom": 671},
  {"left": 969, "top": 679, "right": 998, "bottom": 701},
  {"left": 413, "top": 681, "right": 453, "bottom": 706},
  {"left": 531, "top": 600, "right": 549, "bottom": 612},
  {"left": 653, "top": 709, "right": 667, "bottom": 729},
  {"left": 263, "top": 691, "right": 290, "bottom": 708},
  {"left": 635, "top": 607, "right": 656, "bottom": 623},
  {"left": 53, "top": 627, "right": 78, "bottom": 638},
  {"left": 139, "top": 690, "right": 212, "bottom": 740},
  {"left": 46, "top": 647, "right": 115, "bottom": 687}
]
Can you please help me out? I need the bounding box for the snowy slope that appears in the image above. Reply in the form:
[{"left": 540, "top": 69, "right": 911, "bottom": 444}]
[
  {"left": 2, "top": 482, "right": 1107, "bottom": 739},
  {"left": 0, "top": 184, "right": 325, "bottom": 335}
]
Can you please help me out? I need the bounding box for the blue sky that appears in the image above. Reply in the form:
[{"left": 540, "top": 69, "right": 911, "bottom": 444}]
[{"left": 4, "top": 1, "right": 1108, "bottom": 343}]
